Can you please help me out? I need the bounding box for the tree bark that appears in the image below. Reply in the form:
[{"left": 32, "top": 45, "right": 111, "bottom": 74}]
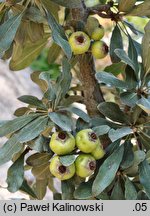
[
  {"left": 71, "top": 7, "right": 110, "bottom": 148},
  {"left": 78, "top": 53, "right": 104, "bottom": 117}
]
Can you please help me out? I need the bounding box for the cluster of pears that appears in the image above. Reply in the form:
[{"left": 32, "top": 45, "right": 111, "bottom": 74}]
[
  {"left": 67, "top": 16, "right": 109, "bottom": 59},
  {"left": 49, "top": 129, "right": 105, "bottom": 181}
]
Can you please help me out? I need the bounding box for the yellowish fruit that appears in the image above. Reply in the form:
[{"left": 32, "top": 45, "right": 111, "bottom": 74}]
[
  {"left": 75, "top": 154, "right": 96, "bottom": 178},
  {"left": 91, "top": 41, "right": 109, "bottom": 59},
  {"left": 50, "top": 131, "right": 75, "bottom": 155},
  {"left": 68, "top": 31, "right": 91, "bottom": 55},
  {"left": 50, "top": 156, "right": 75, "bottom": 180},
  {"left": 91, "top": 144, "right": 105, "bottom": 160},
  {"left": 75, "top": 129, "right": 100, "bottom": 153},
  {"left": 91, "top": 26, "right": 105, "bottom": 41},
  {"left": 85, "top": 16, "right": 99, "bottom": 37}
]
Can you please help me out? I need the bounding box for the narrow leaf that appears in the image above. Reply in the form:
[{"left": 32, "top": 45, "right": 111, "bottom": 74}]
[
  {"left": 0, "top": 13, "right": 23, "bottom": 57},
  {"left": 65, "top": 107, "right": 90, "bottom": 123},
  {"left": 98, "top": 102, "right": 129, "bottom": 124},
  {"left": 7, "top": 151, "right": 25, "bottom": 192},
  {"left": 121, "top": 141, "right": 134, "bottom": 169},
  {"left": 18, "top": 95, "right": 46, "bottom": 109},
  {"left": 0, "top": 136, "right": 22, "bottom": 165},
  {"left": 10, "top": 36, "right": 48, "bottom": 70},
  {"left": 110, "top": 25, "right": 123, "bottom": 63},
  {"left": 61, "top": 180, "right": 75, "bottom": 200},
  {"left": 0, "top": 114, "right": 39, "bottom": 137},
  {"left": 92, "top": 125, "right": 110, "bottom": 136},
  {"left": 20, "top": 179, "right": 37, "bottom": 198},
  {"left": 111, "top": 180, "right": 124, "bottom": 200},
  {"left": 60, "top": 155, "right": 76, "bottom": 166},
  {"left": 46, "top": 11, "right": 72, "bottom": 59},
  {"left": 128, "top": 35, "right": 139, "bottom": 74},
  {"left": 119, "top": 0, "right": 136, "bottom": 12},
  {"left": 96, "top": 71, "right": 130, "bottom": 89},
  {"left": 26, "top": 153, "right": 51, "bottom": 167},
  {"left": 142, "top": 21, "right": 150, "bottom": 76},
  {"left": 136, "top": 97, "right": 150, "bottom": 114},
  {"left": 139, "top": 159, "right": 150, "bottom": 199},
  {"left": 74, "top": 180, "right": 93, "bottom": 200},
  {"left": 35, "top": 179, "right": 47, "bottom": 200},
  {"left": 92, "top": 145, "right": 124, "bottom": 196},
  {"left": 125, "top": 177, "right": 137, "bottom": 200},
  {"left": 17, "top": 116, "right": 48, "bottom": 143},
  {"left": 109, "top": 127, "right": 133, "bottom": 142},
  {"left": 49, "top": 112, "right": 73, "bottom": 131},
  {"left": 128, "top": 1, "right": 150, "bottom": 17},
  {"left": 114, "top": 49, "right": 136, "bottom": 71}
]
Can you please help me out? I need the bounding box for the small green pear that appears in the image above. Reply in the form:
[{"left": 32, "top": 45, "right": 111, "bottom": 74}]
[
  {"left": 68, "top": 31, "right": 91, "bottom": 55},
  {"left": 75, "top": 154, "right": 96, "bottom": 178},
  {"left": 91, "top": 41, "right": 109, "bottom": 59},
  {"left": 91, "top": 26, "right": 105, "bottom": 41},
  {"left": 50, "top": 131, "right": 75, "bottom": 155},
  {"left": 75, "top": 129, "right": 100, "bottom": 153},
  {"left": 50, "top": 156, "right": 75, "bottom": 180},
  {"left": 91, "top": 144, "right": 105, "bottom": 160}
]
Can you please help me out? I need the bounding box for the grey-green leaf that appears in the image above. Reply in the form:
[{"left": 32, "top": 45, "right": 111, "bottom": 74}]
[
  {"left": 74, "top": 180, "right": 93, "bottom": 200},
  {"left": 96, "top": 71, "right": 129, "bottom": 89},
  {"left": 125, "top": 178, "right": 137, "bottom": 200},
  {"left": 110, "top": 25, "right": 123, "bottom": 63},
  {"left": 0, "top": 114, "right": 39, "bottom": 137},
  {"left": 98, "top": 102, "right": 129, "bottom": 124},
  {"left": 46, "top": 11, "right": 72, "bottom": 59},
  {"left": 92, "top": 145, "right": 124, "bottom": 196},
  {"left": 17, "top": 116, "right": 48, "bottom": 143},
  {"left": 142, "top": 21, "right": 150, "bottom": 76},
  {"left": 7, "top": 151, "right": 25, "bottom": 192},
  {"left": 61, "top": 180, "right": 75, "bottom": 200},
  {"left": 109, "top": 127, "right": 133, "bottom": 142},
  {"left": 139, "top": 159, "right": 150, "bottom": 199},
  {"left": 136, "top": 97, "right": 150, "bottom": 114},
  {"left": 121, "top": 141, "right": 134, "bottom": 170},
  {"left": 92, "top": 125, "right": 110, "bottom": 136},
  {"left": 18, "top": 95, "right": 46, "bottom": 109},
  {"left": 65, "top": 107, "right": 90, "bottom": 123},
  {"left": 56, "top": 58, "right": 72, "bottom": 101},
  {"left": 0, "top": 13, "right": 23, "bottom": 57},
  {"left": 0, "top": 136, "right": 22, "bottom": 165},
  {"left": 60, "top": 155, "right": 76, "bottom": 166},
  {"left": 20, "top": 179, "right": 37, "bottom": 198},
  {"left": 128, "top": 35, "right": 139, "bottom": 74},
  {"left": 124, "top": 150, "right": 146, "bottom": 176},
  {"left": 114, "top": 49, "right": 136, "bottom": 71},
  {"left": 49, "top": 112, "right": 73, "bottom": 131},
  {"left": 111, "top": 180, "right": 124, "bottom": 200},
  {"left": 120, "top": 92, "right": 139, "bottom": 107}
]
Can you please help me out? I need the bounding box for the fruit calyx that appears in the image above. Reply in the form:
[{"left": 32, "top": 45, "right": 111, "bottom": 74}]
[
  {"left": 89, "top": 161, "right": 96, "bottom": 171},
  {"left": 89, "top": 132, "right": 98, "bottom": 141},
  {"left": 58, "top": 165, "right": 67, "bottom": 174},
  {"left": 75, "top": 35, "right": 85, "bottom": 44},
  {"left": 58, "top": 132, "right": 67, "bottom": 140},
  {"left": 103, "top": 43, "right": 109, "bottom": 55}
]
